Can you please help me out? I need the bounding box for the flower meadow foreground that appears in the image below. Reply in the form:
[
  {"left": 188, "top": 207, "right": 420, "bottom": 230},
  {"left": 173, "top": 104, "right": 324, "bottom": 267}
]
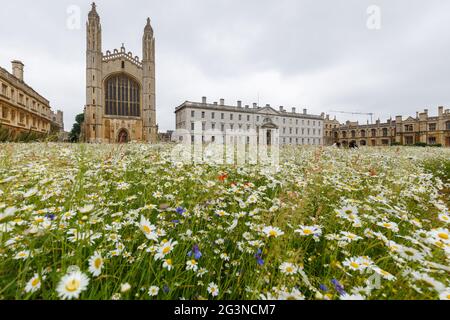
[{"left": 0, "top": 143, "right": 449, "bottom": 300}]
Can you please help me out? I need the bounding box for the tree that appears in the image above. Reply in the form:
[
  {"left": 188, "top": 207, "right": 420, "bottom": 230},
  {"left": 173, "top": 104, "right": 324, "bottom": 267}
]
[{"left": 69, "top": 113, "right": 84, "bottom": 142}]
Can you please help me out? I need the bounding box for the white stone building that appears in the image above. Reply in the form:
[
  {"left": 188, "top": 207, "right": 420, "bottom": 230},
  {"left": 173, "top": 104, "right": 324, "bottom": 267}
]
[{"left": 174, "top": 97, "right": 324, "bottom": 145}]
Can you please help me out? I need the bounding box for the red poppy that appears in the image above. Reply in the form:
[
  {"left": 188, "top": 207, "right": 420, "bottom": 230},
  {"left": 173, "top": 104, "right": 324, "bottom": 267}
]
[{"left": 218, "top": 173, "right": 228, "bottom": 182}]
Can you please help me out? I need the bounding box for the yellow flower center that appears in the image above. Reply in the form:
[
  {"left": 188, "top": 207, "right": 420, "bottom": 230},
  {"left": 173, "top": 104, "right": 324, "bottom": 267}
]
[
  {"left": 269, "top": 230, "right": 277, "bottom": 237},
  {"left": 438, "top": 233, "right": 448, "bottom": 240},
  {"left": 191, "top": 259, "right": 197, "bottom": 265},
  {"left": 166, "top": 259, "right": 172, "bottom": 265},
  {"left": 142, "top": 225, "right": 151, "bottom": 234},
  {"left": 65, "top": 279, "right": 80, "bottom": 292},
  {"left": 162, "top": 246, "right": 171, "bottom": 254},
  {"left": 94, "top": 258, "right": 102, "bottom": 269},
  {"left": 350, "top": 262, "right": 359, "bottom": 269},
  {"left": 447, "top": 294, "right": 450, "bottom": 300},
  {"left": 286, "top": 267, "right": 293, "bottom": 273},
  {"left": 303, "top": 229, "right": 312, "bottom": 235},
  {"left": 31, "top": 278, "right": 40, "bottom": 287}
]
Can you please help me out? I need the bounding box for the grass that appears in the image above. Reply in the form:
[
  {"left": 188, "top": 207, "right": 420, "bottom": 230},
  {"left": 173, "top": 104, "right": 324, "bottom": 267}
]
[{"left": 0, "top": 143, "right": 449, "bottom": 300}]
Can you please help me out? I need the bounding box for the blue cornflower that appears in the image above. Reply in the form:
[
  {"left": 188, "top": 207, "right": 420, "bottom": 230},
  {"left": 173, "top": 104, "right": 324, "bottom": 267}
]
[
  {"left": 331, "top": 279, "right": 346, "bottom": 295},
  {"left": 163, "top": 285, "right": 170, "bottom": 294},
  {"left": 187, "top": 244, "right": 202, "bottom": 260},
  {"left": 176, "top": 207, "right": 186, "bottom": 215},
  {"left": 254, "top": 248, "right": 264, "bottom": 266},
  {"left": 319, "top": 284, "right": 329, "bottom": 292},
  {"left": 45, "top": 213, "right": 56, "bottom": 221}
]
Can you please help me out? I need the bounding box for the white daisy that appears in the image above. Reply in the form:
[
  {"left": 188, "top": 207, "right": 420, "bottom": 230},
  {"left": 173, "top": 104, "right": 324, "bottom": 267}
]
[
  {"left": 439, "top": 289, "right": 450, "bottom": 300},
  {"left": 154, "top": 239, "right": 178, "bottom": 260},
  {"left": 148, "top": 286, "right": 159, "bottom": 297},
  {"left": 25, "top": 273, "right": 42, "bottom": 293},
  {"left": 120, "top": 283, "right": 131, "bottom": 293},
  {"left": 279, "top": 262, "right": 298, "bottom": 275},
  {"left": 186, "top": 259, "right": 199, "bottom": 272},
  {"left": 262, "top": 226, "right": 284, "bottom": 238},
  {"left": 139, "top": 215, "right": 158, "bottom": 241},
  {"left": 163, "top": 259, "right": 173, "bottom": 271},
  {"left": 294, "top": 225, "right": 322, "bottom": 239},
  {"left": 14, "top": 250, "right": 30, "bottom": 260},
  {"left": 88, "top": 251, "right": 104, "bottom": 277},
  {"left": 207, "top": 282, "right": 219, "bottom": 297},
  {"left": 56, "top": 271, "right": 90, "bottom": 300}
]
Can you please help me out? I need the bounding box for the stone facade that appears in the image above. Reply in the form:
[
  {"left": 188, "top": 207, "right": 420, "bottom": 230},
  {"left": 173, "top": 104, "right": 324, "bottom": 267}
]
[
  {"left": 0, "top": 60, "right": 61, "bottom": 138},
  {"left": 325, "top": 106, "right": 450, "bottom": 147},
  {"left": 174, "top": 97, "right": 324, "bottom": 145},
  {"left": 83, "top": 3, "right": 157, "bottom": 143}
]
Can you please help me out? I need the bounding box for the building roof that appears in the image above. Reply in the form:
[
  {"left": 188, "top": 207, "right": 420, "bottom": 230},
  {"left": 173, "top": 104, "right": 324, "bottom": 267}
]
[
  {"left": 0, "top": 65, "right": 50, "bottom": 106},
  {"left": 175, "top": 101, "right": 323, "bottom": 120}
]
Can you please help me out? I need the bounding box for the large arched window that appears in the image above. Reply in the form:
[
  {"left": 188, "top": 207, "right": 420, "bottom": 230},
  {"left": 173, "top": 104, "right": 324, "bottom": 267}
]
[{"left": 105, "top": 74, "right": 141, "bottom": 117}]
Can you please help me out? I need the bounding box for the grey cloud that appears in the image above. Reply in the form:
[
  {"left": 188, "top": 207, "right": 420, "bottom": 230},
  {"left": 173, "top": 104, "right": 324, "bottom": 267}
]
[{"left": 1, "top": 0, "right": 449, "bottom": 131}]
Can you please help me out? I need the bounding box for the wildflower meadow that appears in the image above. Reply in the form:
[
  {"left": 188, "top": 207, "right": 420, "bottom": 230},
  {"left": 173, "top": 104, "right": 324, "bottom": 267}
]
[{"left": 0, "top": 143, "right": 449, "bottom": 300}]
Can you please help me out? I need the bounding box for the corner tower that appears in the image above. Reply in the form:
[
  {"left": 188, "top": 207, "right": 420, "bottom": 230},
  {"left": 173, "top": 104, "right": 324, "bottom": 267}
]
[
  {"left": 85, "top": 2, "right": 103, "bottom": 142},
  {"left": 142, "top": 18, "right": 157, "bottom": 143}
]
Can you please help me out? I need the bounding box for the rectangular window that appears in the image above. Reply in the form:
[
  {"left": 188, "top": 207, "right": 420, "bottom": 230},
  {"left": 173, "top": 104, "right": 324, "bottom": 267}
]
[
  {"left": 191, "top": 110, "right": 195, "bottom": 118},
  {"left": 221, "top": 113, "right": 224, "bottom": 120},
  {"left": 239, "top": 114, "right": 242, "bottom": 121},
  {"left": 429, "top": 123, "right": 436, "bottom": 131},
  {"left": 230, "top": 114, "right": 233, "bottom": 120},
  {"left": 212, "top": 112, "right": 215, "bottom": 119},
  {"left": 247, "top": 115, "right": 250, "bottom": 121},
  {"left": 202, "top": 111, "right": 205, "bottom": 119}
]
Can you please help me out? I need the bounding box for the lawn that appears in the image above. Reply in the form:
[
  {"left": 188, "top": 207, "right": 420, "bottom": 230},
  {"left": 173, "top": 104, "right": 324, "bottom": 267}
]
[{"left": 0, "top": 143, "right": 449, "bottom": 300}]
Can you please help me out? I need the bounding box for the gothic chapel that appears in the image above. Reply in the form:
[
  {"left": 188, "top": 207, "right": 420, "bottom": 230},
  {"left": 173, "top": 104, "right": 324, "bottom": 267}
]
[{"left": 83, "top": 3, "right": 157, "bottom": 143}]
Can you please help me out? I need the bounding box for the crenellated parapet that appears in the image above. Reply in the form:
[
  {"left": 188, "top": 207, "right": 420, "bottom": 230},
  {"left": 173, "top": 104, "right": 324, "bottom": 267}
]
[{"left": 103, "top": 45, "right": 142, "bottom": 68}]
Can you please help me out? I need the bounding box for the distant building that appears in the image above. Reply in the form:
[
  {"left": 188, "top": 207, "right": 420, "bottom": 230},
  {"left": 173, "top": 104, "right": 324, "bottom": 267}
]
[
  {"left": 174, "top": 97, "right": 324, "bottom": 146},
  {"left": 51, "top": 110, "right": 64, "bottom": 132},
  {"left": 158, "top": 130, "right": 173, "bottom": 142},
  {"left": 0, "top": 60, "right": 61, "bottom": 138},
  {"left": 325, "top": 106, "right": 450, "bottom": 147}
]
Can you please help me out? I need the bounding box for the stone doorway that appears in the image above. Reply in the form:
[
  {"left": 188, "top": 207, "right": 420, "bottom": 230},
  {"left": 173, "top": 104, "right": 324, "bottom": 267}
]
[
  {"left": 117, "top": 128, "right": 129, "bottom": 143},
  {"left": 266, "top": 130, "right": 272, "bottom": 146}
]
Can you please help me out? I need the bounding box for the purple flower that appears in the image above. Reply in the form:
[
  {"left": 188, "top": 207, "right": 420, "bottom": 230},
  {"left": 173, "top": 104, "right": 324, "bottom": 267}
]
[
  {"left": 319, "top": 284, "right": 328, "bottom": 292},
  {"left": 254, "top": 249, "right": 264, "bottom": 266},
  {"left": 45, "top": 214, "right": 56, "bottom": 221},
  {"left": 187, "top": 244, "right": 202, "bottom": 260},
  {"left": 163, "top": 285, "right": 170, "bottom": 293},
  {"left": 171, "top": 219, "right": 180, "bottom": 224},
  {"left": 176, "top": 207, "right": 186, "bottom": 215},
  {"left": 331, "top": 279, "right": 346, "bottom": 295}
]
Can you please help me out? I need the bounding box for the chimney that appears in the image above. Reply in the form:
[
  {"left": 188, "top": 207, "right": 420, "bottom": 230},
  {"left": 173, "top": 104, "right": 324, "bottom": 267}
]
[
  {"left": 237, "top": 100, "right": 242, "bottom": 108},
  {"left": 438, "top": 106, "right": 443, "bottom": 116},
  {"left": 253, "top": 103, "right": 257, "bottom": 108},
  {"left": 245, "top": 104, "right": 249, "bottom": 109},
  {"left": 416, "top": 112, "right": 419, "bottom": 119},
  {"left": 424, "top": 109, "right": 428, "bottom": 114},
  {"left": 220, "top": 99, "right": 225, "bottom": 106},
  {"left": 213, "top": 101, "right": 218, "bottom": 105},
  {"left": 11, "top": 60, "right": 24, "bottom": 81},
  {"left": 303, "top": 108, "right": 307, "bottom": 115},
  {"left": 202, "top": 96, "right": 207, "bottom": 104},
  {"left": 292, "top": 107, "right": 296, "bottom": 113},
  {"left": 278, "top": 106, "right": 283, "bottom": 112}
]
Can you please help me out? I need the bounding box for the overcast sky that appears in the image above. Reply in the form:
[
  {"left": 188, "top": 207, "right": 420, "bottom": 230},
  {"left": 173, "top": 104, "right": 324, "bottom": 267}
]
[{"left": 1, "top": 0, "right": 450, "bottom": 131}]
